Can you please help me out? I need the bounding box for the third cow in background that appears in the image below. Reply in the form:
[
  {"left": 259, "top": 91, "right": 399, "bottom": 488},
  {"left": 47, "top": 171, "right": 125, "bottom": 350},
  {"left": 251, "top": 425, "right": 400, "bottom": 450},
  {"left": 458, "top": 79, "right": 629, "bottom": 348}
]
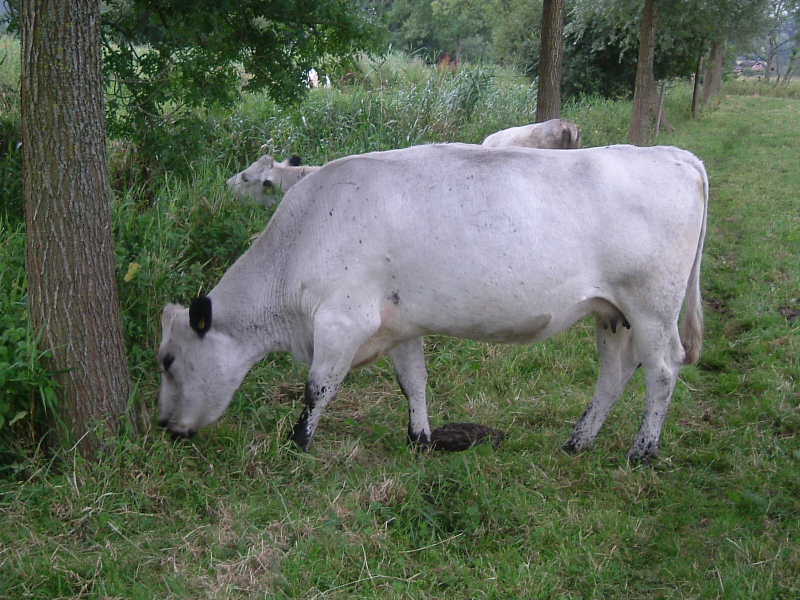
[{"left": 482, "top": 118, "right": 582, "bottom": 149}]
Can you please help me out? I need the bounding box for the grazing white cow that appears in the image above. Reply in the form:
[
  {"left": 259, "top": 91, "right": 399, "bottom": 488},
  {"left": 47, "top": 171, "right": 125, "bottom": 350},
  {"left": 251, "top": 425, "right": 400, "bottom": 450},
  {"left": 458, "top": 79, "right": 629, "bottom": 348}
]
[
  {"left": 482, "top": 119, "right": 582, "bottom": 149},
  {"left": 226, "top": 154, "right": 321, "bottom": 206},
  {"left": 159, "top": 143, "right": 708, "bottom": 462}
]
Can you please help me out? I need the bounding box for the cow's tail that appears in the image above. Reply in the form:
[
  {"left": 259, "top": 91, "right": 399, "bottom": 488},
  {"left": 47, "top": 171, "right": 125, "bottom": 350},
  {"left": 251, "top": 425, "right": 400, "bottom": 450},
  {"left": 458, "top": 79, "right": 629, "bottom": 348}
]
[
  {"left": 560, "top": 128, "right": 571, "bottom": 149},
  {"left": 560, "top": 124, "right": 581, "bottom": 149},
  {"left": 680, "top": 157, "right": 708, "bottom": 365}
]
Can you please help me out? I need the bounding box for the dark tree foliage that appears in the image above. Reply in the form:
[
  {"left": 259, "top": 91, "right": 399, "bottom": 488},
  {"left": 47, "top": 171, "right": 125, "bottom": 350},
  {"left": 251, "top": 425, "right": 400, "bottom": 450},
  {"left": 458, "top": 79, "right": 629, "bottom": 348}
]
[
  {"left": 101, "top": 0, "right": 379, "bottom": 144},
  {"left": 563, "top": 0, "right": 769, "bottom": 101},
  {"left": 563, "top": 12, "right": 696, "bottom": 99},
  {"left": 491, "top": 0, "right": 543, "bottom": 73},
  {"left": 381, "top": 0, "right": 492, "bottom": 62},
  {"left": 4, "top": 0, "right": 379, "bottom": 180}
]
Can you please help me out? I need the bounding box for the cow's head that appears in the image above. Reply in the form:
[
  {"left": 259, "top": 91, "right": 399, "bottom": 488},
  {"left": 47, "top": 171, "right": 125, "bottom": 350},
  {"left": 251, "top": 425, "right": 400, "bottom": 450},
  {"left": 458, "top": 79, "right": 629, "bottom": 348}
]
[
  {"left": 225, "top": 154, "right": 304, "bottom": 205},
  {"left": 157, "top": 296, "right": 251, "bottom": 438}
]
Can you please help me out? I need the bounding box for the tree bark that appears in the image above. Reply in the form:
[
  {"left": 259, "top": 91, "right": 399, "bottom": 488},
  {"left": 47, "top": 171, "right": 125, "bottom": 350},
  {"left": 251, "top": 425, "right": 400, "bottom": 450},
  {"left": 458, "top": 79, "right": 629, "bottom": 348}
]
[
  {"left": 628, "top": 0, "right": 658, "bottom": 146},
  {"left": 702, "top": 38, "right": 726, "bottom": 107},
  {"left": 766, "top": 34, "right": 778, "bottom": 82},
  {"left": 691, "top": 49, "right": 705, "bottom": 118},
  {"left": 536, "top": 0, "right": 565, "bottom": 122},
  {"left": 22, "top": 0, "right": 134, "bottom": 455}
]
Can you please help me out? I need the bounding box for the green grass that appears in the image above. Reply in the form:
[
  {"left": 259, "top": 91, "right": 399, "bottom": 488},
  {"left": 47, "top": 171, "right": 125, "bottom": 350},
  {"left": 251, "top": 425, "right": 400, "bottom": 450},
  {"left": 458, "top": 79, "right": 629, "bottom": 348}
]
[
  {"left": 1, "top": 59, "right": 799, "bottom": 598},
  {"left": 724, "top": 76, "right": 800, "bottom": 99}
]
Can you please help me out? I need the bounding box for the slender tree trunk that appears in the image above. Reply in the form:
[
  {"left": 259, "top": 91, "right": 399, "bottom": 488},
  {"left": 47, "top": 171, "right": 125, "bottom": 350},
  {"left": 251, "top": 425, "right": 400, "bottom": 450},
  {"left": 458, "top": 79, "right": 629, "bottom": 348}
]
[
  {"left": 628, "top": 0, "right": 658, "bottom": 145},
  {"left": 536, "top": 0, "right": 565, "bottom": 122},
  {"left": 766, "top": 35, "right": 778, "bottom": 82},
  {"left": 22, "top": 0, "right": 134, "bottom": 455},
  {"left": 780, "top": 48, "right": 798, "bottom": 84},
  {"left": 702, "top": 38, "right": 726, "bottom": 107},
  {"left": 691, "top": 49, "right": 705, "bottom": 118}
]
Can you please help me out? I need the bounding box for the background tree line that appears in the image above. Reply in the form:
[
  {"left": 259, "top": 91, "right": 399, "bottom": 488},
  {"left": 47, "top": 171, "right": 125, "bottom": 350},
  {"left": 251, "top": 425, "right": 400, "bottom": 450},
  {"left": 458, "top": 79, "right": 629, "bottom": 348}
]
[{"left": 373, "top": 0, "right": 797, "bottom": 100}]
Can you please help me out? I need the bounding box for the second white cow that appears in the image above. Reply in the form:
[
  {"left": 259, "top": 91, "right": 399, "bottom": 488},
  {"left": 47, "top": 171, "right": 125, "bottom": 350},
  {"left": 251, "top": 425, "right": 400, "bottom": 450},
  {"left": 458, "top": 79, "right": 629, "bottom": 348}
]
[
  {"left": 159, "top": 143, "right": 707, "bottom": 462},
  {"left": 226, "top": 154, "right": 321, "bottom": 206},
  {"left": 482, "top": 118, "right": 582, "bottom": 149}
]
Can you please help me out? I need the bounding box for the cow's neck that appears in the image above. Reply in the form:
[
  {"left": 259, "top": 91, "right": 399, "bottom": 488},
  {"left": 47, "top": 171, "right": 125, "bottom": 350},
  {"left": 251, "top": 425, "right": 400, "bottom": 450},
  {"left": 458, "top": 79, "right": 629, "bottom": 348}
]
[{"left": 209, "top": 228, "right": 311, "bottom": 366}]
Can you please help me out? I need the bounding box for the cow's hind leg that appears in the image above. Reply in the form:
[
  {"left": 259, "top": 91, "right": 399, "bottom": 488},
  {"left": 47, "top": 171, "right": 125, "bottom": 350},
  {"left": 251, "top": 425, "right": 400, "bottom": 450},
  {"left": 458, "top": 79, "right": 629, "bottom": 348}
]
[
  {"left": 291, "top": 304, "right": 380, "bottom": 451},
  {"left": 388, "top": 337, "right": 431, "bottom": 446},
  {"left": 628, "top": 319, "right": 685, "bottom": 462},
  {"left": 565, "top": 320, "right": 639, "bottom": 453}
]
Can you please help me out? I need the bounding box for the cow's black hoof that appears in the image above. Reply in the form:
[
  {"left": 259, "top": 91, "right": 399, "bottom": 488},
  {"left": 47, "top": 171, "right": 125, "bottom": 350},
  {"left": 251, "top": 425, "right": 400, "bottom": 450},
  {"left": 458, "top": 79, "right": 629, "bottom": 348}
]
[
  {"left": 562, "top": 438, "right": 591, "bottom": 455},
  {"left": 407, "top": 427, "right": 432, "bottom": 451},
  {"left": 628, "top": 439, "right": 659, "bottom": 465}
]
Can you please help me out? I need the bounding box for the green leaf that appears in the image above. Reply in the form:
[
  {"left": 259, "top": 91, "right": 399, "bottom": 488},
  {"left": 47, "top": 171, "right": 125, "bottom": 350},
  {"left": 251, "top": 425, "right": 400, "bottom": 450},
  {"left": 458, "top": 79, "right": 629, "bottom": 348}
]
[{"left": 8, "top": 410, "right": 27, "bottom": 426}]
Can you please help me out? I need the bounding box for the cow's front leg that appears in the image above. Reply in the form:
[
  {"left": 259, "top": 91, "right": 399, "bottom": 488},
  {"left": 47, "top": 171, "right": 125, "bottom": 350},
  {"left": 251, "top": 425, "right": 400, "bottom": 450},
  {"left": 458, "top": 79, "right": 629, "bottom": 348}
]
[
  {"left": 291, "top": 303, "right": 380, "bottom": 451},
  {"left": 389, "top": 337, "right": 431, "bottom": 447},
  {"left": 291, "top": 379, "right": 342, "bottom": 450}
]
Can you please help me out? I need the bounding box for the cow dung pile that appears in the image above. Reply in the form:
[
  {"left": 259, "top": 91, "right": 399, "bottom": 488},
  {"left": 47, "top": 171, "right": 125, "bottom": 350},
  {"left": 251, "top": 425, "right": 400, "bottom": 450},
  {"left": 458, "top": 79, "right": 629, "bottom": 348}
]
[{"left": 429, "top": 422, "right": 506, "bottom": 452}]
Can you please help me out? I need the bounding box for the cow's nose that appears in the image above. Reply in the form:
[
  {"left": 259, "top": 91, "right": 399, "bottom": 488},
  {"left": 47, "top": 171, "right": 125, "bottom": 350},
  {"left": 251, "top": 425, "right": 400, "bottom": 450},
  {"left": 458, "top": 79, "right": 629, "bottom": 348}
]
[{"left": 158, "top": 417, "right": 169, "bottom": 428}]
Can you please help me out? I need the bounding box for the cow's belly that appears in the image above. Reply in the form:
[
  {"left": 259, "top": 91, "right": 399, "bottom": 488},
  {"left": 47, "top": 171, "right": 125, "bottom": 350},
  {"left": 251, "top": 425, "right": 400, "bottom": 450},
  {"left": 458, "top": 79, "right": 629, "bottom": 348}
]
[
  {"left": 408, "top": 295, "right": 606, "bottom": 344},
  {"left": 349, "top": 284, "right": 622, "bottom": 369}
]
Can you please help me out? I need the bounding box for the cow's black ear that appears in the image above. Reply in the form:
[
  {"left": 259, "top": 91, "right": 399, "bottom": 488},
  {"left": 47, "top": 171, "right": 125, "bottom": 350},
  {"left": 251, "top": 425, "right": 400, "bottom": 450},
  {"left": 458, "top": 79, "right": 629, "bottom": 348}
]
[
  {"left": 189, "top": 296, "right": 212, "bottom": 338},
  {"left": 288, "top": 155, "right": 302, "bottom": 166}
]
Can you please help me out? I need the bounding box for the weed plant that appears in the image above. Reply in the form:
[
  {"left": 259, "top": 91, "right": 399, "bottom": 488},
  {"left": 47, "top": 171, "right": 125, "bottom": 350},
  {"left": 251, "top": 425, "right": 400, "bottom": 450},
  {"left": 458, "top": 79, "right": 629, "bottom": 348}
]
[{"left": 0, "top": 35, "right": 21, "bottom": 223}]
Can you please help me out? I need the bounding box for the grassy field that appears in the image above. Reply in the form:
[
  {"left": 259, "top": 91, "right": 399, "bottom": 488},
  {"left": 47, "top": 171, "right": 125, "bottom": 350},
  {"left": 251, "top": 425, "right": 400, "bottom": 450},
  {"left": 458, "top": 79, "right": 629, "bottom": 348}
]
[
  {"left": 725, "top": 76, "right": 800, "bottom": 99},
  {"left": 1, "top": 68, "right": 800, "bottom": 598}
]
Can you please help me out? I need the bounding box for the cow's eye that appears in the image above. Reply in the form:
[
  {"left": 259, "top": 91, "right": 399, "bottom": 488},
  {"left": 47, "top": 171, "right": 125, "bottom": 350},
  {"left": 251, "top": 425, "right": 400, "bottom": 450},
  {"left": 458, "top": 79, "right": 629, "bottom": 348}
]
[
  {"left": 241, "top": 174, "right": 249, "bottom": 183},
  {"left": 263, "top": 179, "right": 273, "bottom": 188},
  {"left": 162, "top": 353, "right": 175, "bottom": 373}
]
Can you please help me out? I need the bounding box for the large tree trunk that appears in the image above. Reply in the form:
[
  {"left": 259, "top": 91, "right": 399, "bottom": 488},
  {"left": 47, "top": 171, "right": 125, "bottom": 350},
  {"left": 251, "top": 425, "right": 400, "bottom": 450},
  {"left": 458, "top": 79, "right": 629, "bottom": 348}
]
[
  {"left": 536, "top": 0, "right": 565, "bottom": 122},
  {"left": 628, "top": 0, "right": 658, "bottom": 146},
  {"left": 22, "top": 0, "right": 134, "bottom": 455},
  {"left": 702, "top": 38, "right": 726, "bottom": 107}
]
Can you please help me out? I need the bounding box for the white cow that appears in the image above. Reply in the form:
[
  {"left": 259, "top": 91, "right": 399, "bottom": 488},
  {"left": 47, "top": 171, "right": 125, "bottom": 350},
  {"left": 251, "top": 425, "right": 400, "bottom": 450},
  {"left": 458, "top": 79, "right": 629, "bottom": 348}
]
[
  {"left": 159, "top": 143, "right": 707, "bottom": 462},
  {"left": 226, "top": 154, "right": 321, "bottom": 206},
  {"left": 482, "top": 119, "right": 582, "bottom": 149},
  {"left": 307, "top": 68, "right": 320, "bottom": 88}
]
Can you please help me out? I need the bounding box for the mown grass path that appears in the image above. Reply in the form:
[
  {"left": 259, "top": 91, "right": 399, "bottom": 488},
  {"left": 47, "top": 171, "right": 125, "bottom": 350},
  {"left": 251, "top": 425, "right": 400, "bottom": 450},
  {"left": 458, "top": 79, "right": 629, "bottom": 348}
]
[{"left": 1, "top": 92, "right": 798, "bottom": 599}]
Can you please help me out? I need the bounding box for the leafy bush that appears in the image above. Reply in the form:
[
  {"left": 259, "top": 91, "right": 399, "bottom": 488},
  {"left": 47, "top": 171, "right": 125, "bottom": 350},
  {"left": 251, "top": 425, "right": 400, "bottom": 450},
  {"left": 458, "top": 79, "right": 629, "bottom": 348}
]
[
  {"left": 0, "top": 220, "right": 58, "bottom": 453},
  {"left": 0, "top": 37, "right": 22, "bottom": 223},
  {"left": 0, "top": 114, "right": 22, "bottom": 222}
]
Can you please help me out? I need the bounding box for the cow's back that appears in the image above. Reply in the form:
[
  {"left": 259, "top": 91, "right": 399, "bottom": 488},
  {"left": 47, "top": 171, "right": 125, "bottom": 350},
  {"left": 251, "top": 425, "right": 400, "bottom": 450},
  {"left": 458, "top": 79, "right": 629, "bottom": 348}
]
[
  {"left": 281, "top": 143, "right": 703, "bottom": 270},
  {"left": 247, "top": 144, "right": 704, "bottom": 339}
]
